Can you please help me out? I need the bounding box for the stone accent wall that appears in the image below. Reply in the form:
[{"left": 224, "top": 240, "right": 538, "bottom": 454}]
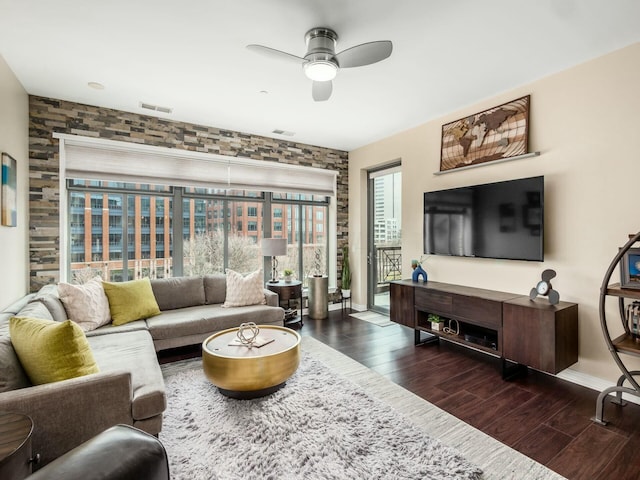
[{"left": 29, "top": 95, "right": 348, "bottom": 291}]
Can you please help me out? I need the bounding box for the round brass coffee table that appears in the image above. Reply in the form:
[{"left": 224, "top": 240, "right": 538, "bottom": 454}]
[{"left": 202, "top": 325, "right": 301, "bottom": 399}]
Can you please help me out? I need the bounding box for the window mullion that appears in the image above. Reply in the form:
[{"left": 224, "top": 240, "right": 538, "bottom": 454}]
[
  {"left": 223, "top": 199, "right": 229, "bottom": 272},
  {"left": 122, "top": 193, "right": 130, "bottom": 281},
  {"left": 173, "top": 187, "right": 184, "bottom": 276}
]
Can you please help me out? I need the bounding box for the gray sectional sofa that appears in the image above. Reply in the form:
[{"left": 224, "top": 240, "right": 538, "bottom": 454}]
[{"left": 0, "top": 274, "right": 284, "bottom": 468}]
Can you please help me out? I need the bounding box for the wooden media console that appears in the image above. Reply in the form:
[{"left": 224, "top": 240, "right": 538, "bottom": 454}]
[{"left": 390, "top": 280, "right": 578, "bottom": 376}]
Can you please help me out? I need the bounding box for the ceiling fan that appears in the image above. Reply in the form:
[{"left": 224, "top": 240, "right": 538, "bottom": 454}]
[{"left": 247, "top": 27, "right": 392, "bottom": 102}]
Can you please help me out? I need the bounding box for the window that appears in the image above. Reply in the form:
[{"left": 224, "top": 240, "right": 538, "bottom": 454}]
[
  {"left": 273, "top": 201, "right": 328, "bottom": 287},
  {"left": 109, "top": 215, "right": 122, "bottom": 229},
  {"left": 70, "top": 190, "right": 175, "bottom": 281},
  {"left": 70, "top": 195, "right": 84, "bottom": 209},
  {"left": 109, "top": 233, "right": 121, "bottom": 247},
  {"left": 67, "top": 181, "right": 330, "bottom": 283},
  {"left": 70, "top": 214, "right": 83, "bottom": 228},
  {"left": 90, "top": 195, "right": 102, "bottom": 210}
]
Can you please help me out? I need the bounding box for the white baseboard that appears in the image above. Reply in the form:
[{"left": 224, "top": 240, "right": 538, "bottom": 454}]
[{"left": 556, "top": 367, "right": 640, "bottom": 405}]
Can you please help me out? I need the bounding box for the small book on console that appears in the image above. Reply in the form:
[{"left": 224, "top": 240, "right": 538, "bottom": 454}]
[{"left": 228, "top": 336, "right": 275, "bottom": 348}]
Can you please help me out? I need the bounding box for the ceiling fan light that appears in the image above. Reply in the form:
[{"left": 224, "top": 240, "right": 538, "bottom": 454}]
[{"left": 303, "top": 60, "right": 337, "bottom": 82}]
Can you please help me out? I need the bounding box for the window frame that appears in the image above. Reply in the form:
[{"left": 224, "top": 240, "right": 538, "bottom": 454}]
[{"left": 66, "top": 181, "right": 334, "bottom": 285}]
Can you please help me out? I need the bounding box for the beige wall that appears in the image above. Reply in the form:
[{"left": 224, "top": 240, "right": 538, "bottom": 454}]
[
  {"left": 0, "top": 55, "right": 28, "bottom": 309},
  {"left": 349, "top": 42, "right": 640, "bottom": 384}
]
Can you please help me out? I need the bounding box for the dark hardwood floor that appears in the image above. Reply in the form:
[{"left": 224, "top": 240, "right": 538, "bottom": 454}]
[
  {"left": 300, "top": 310, "right": 640, "bottom": 480},
  {"left": 159, "top": 310, "right": 640, "bottom": 479}
]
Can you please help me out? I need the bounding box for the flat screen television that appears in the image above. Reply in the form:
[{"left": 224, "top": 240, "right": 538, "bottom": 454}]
[{"left": 423, "top": 176, "right": 544, "bottom": 261}]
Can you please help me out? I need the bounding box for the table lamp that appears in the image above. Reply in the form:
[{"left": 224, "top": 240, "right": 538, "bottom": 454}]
[{"left": 262, "top": 238, "right": 287, "bottom": 283}]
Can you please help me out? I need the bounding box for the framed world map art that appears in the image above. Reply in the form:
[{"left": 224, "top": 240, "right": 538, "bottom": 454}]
[{"left": 440, "top": 95, "right": 530, "bottom": 172}]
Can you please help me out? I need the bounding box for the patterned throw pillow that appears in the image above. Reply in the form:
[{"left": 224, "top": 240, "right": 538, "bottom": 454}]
[
  {"left": 222, "top": 269, "right": 266, "bottom": 308},
  {"left": 58, "top": 277, "right": 111, "bottom": 332}
]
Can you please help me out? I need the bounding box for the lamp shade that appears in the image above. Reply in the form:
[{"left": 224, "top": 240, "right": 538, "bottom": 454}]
[{"left": 262, "top": 238, "right": 287, "bottom": 257}]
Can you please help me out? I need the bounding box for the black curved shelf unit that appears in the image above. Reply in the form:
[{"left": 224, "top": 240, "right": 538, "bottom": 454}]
[{"left": 593, "top": 231, "right": 640, "bottom": 425}]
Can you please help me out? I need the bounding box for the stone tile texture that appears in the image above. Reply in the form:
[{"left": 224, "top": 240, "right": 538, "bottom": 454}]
[{"left": 29, "top": 96, "right": 348, "bottom": 291}]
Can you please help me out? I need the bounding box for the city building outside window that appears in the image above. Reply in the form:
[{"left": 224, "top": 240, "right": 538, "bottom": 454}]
[{"left": 67, "top": 180, "right": 329, "bottom": 284}]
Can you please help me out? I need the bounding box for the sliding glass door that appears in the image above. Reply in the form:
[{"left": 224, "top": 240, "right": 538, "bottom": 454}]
[{"left": 367, "top": 164, "right": 402, "bottom": 314}]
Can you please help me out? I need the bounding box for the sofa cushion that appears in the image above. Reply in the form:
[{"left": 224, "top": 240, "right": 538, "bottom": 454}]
[
  {"left": 89, "top": 330, "right": 166, "bottom": 421},
  {"left": 151, "top": 276, "right": 205, "bottom": 311},
  {"left": 85, "top": 320, "right": 148, "bottom": 337},
  {"left": 31, "top": 284, "right": 69, "bottom": 322},
  {"left": 58, "top": 277, "right": 111, "bottom": 331},
  {"left": 103, "top": 278, "right": 161, "bottom": 326},
  {"left": 0, "top": 313, "right": 11, "bottom": 335},
  {"left": 223, "top": 269, "right": 266, "bottom": 308},
  {"left": 14, "top": 300, "right": 55, "bottom": 322},
  {"left": 145, "top": 304, "right": 284, "bottom": 341},
  {"left": 204, "top": 274, "right": 226, "bottom": 304},
  {"left": 2, "top": 293, "right": 36, "bottom": 314},
  {"left": 0, "top": 335, "right": 31, "bottom": 392},
  {"left": 9, "top": 317, "right": 99, "bottom": 385}
]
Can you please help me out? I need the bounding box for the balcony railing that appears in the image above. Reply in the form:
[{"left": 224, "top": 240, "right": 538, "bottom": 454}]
[{"left": 375, "top": 245, "right": 401, "bottom": 293}]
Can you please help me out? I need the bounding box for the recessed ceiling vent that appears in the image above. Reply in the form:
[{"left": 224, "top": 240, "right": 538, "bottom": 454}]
[
  {"left": 139, "top": 102, "right": 173, "bottom": 114},
  {"left": 272, "top": 129, "right": 295, "bottom": 136}
]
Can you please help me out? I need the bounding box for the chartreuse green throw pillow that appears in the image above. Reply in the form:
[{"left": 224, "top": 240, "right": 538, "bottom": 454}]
[
  {"left": 9, "top": 317, "right": 99, "bottom": 385},
  {"left": 102, "top": 277, "right": 161, "bottom": 326}
]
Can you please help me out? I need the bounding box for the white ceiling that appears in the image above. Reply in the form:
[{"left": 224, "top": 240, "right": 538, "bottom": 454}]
[{"left": 1, "top": 0, "right": 639, "bottom": 151}]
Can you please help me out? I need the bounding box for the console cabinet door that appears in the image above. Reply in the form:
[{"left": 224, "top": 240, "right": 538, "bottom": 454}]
[
  {"left": 503, "top": 298, "right": 578, "bottom": 374},
  {"left": 390, "top": 283, "right": 414, "bottom": 328}
]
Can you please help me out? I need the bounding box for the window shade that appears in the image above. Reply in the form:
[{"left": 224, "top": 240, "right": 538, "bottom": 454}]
[{"left": 55, "top": 133, "right": 337, "bottom": 196}]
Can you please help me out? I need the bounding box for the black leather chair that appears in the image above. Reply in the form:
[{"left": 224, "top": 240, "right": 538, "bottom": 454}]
[{"left": 28, "top": 424, "right": 170, "bottom": 480}]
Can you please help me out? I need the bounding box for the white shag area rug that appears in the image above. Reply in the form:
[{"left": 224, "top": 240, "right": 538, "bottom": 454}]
[
  {"left": 161, "top": 337, "right": 565, "bottom": 480},
  {"left": 161, "top": 352, "right": 482, "bottom": 479}
]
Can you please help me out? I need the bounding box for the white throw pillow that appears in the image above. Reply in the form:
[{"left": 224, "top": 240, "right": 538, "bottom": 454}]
[
  {"left": 223, "top": 269, "right": 266, "bottom": 308},
  {"left": 58, "top": 277, "right": 111, "bottom": 331}
]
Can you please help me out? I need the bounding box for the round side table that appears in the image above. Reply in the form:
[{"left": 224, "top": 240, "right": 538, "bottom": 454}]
[
  {"left": 266, "top": 280, "right": 303, "bottom": 328},
  {"left": 0, "top": 411, "right": 36, "bottom": 480}
]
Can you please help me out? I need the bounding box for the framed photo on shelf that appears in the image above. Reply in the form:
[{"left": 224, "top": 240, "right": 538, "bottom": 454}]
[{"left": 621, "top": 248, "right": 640, "bottom": 289}]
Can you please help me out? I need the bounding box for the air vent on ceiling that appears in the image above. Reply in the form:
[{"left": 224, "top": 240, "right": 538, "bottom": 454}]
[
  {"left": 272, "top": 129, "right": 295, "bottom": 136},
  {"left": 139, "top": 102, "right": 173, "bottom": 114}
]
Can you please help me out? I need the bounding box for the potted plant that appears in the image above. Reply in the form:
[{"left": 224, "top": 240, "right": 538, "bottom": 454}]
[
  {"left": 283, "top": 268, "right": 294, "bottom": 283},
  {"left": 341, "top": 245, "right": 351, "bottom": 298},
  {"left": 428, "top": 313, "right": 444, "bottom": 331}
]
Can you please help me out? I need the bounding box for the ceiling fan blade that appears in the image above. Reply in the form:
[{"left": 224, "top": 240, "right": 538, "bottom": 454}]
[
  {"left": 312, "top": 81, "right": 332, "bottom": 102},
  {"left": 335, "top": 40, "right": 393, "bottom": 68},
  {"left": 246, "top": 44, "right": 304, "bottom": 64}
]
